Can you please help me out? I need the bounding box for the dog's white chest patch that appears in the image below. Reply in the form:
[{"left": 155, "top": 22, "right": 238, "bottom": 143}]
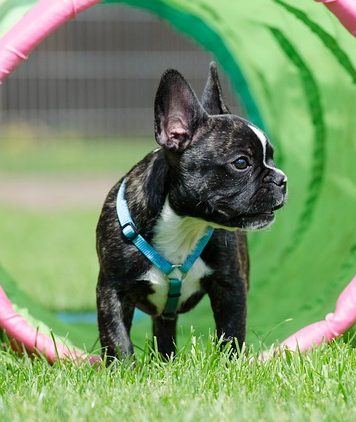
[{"left": 139, "top": 201, "right": 213, "bottom": 314}]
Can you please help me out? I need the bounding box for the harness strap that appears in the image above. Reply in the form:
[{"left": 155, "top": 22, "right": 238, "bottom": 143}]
[
  {"left": 117, "top": 180, "right": 172, "bottom": 274},
  {"left": 116, "top": 179, "right": 214, "bottom": 320},
  {"left": 163, "top": 278, "right": 182, "bottom": 320}
]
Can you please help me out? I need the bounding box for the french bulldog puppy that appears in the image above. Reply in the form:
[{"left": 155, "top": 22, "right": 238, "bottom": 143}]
[{"left": 96, "top": 62, "right": 287, "bottom": 360}]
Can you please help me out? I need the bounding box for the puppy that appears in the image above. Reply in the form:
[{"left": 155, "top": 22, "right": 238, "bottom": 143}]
[{"left": 96, "top": 62, "right": 287, "bottom": 359}]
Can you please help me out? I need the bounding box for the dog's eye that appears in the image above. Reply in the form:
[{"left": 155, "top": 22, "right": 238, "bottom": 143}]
[{"left": 233, "top": 157, "right": 249, "bottom": 170}]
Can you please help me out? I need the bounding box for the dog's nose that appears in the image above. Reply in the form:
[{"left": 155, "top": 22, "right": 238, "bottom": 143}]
[
  {"left": 276, "top": 173, "right": 287, "bottom": 188},
  {"left": 281, "top": 177, "right": 287, "bottom": 195},
  {"left": 264, "top": 170, "right": 287, "bottom": 188},
  {"left": 275, "top": 173, "right": 287, "bottom": 195}
]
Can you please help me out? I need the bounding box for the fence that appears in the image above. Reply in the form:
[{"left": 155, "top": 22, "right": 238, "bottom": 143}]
[{"left": 0, "top": 4, "right": 241, "bottom": 138}]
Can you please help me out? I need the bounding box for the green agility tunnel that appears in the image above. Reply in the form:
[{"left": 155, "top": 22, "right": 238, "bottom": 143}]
[{"left": 0, "top": 0, "right": 355, "bottom": 352}]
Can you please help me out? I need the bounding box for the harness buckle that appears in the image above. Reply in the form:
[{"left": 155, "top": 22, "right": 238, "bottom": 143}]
[
  {"left": 168, "top": 263, "right": 184, "bottom": 277},
  {"left": 121, "top": 222, "right": 139, "bottom": 240}
]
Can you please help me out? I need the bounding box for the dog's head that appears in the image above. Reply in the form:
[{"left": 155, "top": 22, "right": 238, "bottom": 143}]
[{"left": 154, "top": 62, "right": 287, "bottom": 231}]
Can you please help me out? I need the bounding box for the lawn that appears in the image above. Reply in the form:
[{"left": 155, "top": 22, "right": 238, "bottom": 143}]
[
  {"left": 0, "top": 339, "right": 355, "bottom": 421},
  {"left": 1, "top": 137, "right": 355, "bottom": 421},
  {"left": 0, "top": 137, "right": 216, "bottom": 348},
  {"left": 0, "top": 137, "right": 154, "bottom": 310},
  {"left": 0, "top": 136, "right": 154, "bottom": 175}
]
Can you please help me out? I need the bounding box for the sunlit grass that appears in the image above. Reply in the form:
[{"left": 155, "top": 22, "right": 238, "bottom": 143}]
[
  {"left": 0, "top": 136, "right": 154, "bottom": 175},
  {"left": 0, "top": 337, "right": 355, "bottom": 421},
  {"left": 0, "top": 205, "right": 98, "bottom": 311},
  {"left": 1, "top": 136, "right": 355, "bottom": 421},
  {"left": 0, "top": 136, "right": 154, "bottom": 310}
]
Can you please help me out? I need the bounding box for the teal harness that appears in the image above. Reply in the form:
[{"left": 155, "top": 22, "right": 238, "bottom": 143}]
[{"left": 116, "top": 179, "right": 214, "bottom": 320}]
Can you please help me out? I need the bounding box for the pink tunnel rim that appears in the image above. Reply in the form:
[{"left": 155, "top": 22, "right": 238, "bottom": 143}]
[
  {"left": 0, "top": 0, "right": 356, "bottom": 83},
  {"left": 0, "top": 286, "right": 100, "bottom": 364},
  {"left": 0, "top": 0, "right": 100, "bottom": 82}
]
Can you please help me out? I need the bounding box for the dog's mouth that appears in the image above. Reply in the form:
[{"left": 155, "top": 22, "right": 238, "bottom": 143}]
[
  {"left": 238, "top": 201, "right": 285, "bottom": 222},
  {"left": 237, "top": 202, "right": 287, "bottom": 230},
  {"left": 200, "top": 199, "right": 286, "bottom": 231},
  {"left": 239, "top": 210, "right": 274, "bottom": 222},
  {"left": 243, "top": 202, "right": 284, "bottom": 217},
  {"left": 240, "top": 210, "right": 274, "bottom": 219},
  {"left": 207, "top": 209, "right": 275, "bottom": 232}
]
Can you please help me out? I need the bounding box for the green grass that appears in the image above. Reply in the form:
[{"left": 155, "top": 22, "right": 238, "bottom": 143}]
[
  {"left": 1, "top": 137, "right": 355, "bottom": 421},
  {"left": 0, "top": 137, "right": 154, "bottom": 175},
  {"left": 0, "top": 137, "right": 217, "bottom": 354},
  {"left": 0, "top": 137, "right": 154, "bottom": 310},
  {"left": 0, "top": 205, "right": 98, "bottom": 311},
  {"left": 1, "top": 338, "right": 355, "bottom": 421}
]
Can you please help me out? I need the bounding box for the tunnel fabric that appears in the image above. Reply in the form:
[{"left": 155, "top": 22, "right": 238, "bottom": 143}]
[{"left": 0, "top": 0, "right": 355, "bottom": 348}]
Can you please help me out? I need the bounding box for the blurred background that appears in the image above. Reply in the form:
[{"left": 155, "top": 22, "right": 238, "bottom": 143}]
[
  {"left": 0, "top": 5, "right": 241, "bottom": 137},
  {"left": 0, "top": 4, "right": 240, "bottom": 334},
  {"left": 1, "top": 1, "right": 355, "bottom": 352}
]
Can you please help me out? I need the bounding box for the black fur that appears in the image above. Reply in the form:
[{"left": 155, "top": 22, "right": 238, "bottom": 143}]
[{"left": 96, "top": 62, "right": 287, "bottom": 360}]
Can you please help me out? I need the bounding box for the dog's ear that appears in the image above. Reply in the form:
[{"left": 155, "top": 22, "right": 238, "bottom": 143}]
[
  {"left": 154, "top": 69, "right": 207, "bottom": 152},
  {"left": 201, "top": 62, "right": 230, "bottom": 115}
]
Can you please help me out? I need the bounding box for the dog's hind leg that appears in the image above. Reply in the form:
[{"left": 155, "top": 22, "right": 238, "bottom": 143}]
[
  {"left": 152, "top": 315, "right": 177, "bottom": 358},
  {"left": 96, "top": 273, "right": 135, "bottom": 361}
]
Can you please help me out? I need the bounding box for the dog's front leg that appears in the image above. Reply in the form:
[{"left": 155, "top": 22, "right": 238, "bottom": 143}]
[
  {"left": 205, "top": 275, "right": 247, "bottom": 352},
  {"left": 96, "top": 275, "right": 135, "bottom": 361},
  {"left": 152, "top": 315, "right": 177, "bottom": 358}
]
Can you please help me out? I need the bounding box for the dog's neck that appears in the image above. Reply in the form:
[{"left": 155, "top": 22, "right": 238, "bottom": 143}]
[
  {"left": 152, "top": 199, "right": 209, "bottom": 263},
  {"left": 125, "top": 148, "right": 211, "bottom": 260}
]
